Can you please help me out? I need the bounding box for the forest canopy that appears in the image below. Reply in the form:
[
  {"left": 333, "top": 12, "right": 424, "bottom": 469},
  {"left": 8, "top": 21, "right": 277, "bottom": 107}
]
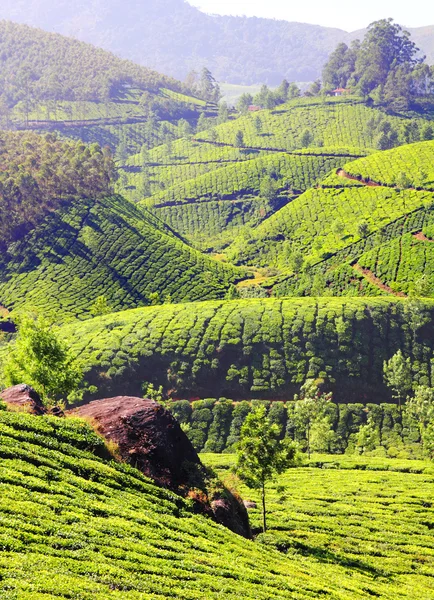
[
  {"left": 323, "top": 19, "right": 434, "bottom": 110},
  {"left": 0, "top": 20, "right": 189, "bottom": 107}
]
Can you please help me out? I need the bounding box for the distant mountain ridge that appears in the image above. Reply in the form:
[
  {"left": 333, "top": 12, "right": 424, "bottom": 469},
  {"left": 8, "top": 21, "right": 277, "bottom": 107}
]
[{"left": 1, "top": 0, "right": 433, "bottom": 84}]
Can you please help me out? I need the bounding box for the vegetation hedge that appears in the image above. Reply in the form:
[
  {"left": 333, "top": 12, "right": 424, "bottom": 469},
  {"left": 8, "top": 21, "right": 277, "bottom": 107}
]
[
  {"left": 0, "top": 195, "right": 243, "bottom": 322},
  {"left": 56, "top": 297, "right": 434, "bottom": 402},
  {"left": 170, "top": 398, "right": 424, "bottom": 456}
]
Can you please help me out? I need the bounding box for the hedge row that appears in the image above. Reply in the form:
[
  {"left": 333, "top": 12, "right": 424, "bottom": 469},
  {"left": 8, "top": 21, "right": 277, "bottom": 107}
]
[
  {"left": 170, "top": 398, "right": 423, "bottom": 456},
  {"left": 0, "top": 195, "right": 243, "bottom": 322},
  {"left": 57, "top": 297, "right": 434, "bottom": 402}
]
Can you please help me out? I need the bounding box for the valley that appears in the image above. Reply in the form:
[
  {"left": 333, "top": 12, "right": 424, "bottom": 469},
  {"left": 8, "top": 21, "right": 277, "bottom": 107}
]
[{"left": 0, "top": 12, "right": 433, "bottom": 600}]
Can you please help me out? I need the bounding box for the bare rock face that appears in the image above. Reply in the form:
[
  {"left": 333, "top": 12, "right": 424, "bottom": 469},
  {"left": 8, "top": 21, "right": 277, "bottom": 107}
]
[
  {"left": 72, "top": 396, "right": 201, "bottom": 490},
  {"left": 72, "top": 396, "right": 251, "bottom": 538},
  {"left": 211, "top": 495, "right": 251, "bottom": 538},
  {"left": 1, "top": 384, "right": 46, "bottom": 415}
]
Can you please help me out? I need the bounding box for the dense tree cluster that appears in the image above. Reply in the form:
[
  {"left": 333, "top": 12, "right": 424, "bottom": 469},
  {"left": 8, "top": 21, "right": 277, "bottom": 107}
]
[
  {"left": 323, "top": 19, "right": 434, "bottom": 110},
  {"left": 0, "top": 131, "right": 115, "bottom": 248}
]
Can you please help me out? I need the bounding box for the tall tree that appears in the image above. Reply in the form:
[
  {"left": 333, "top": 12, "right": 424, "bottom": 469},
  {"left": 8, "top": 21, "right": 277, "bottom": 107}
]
[
  {"left": 383, "top": 350, "right": 412, "bottom": 410},
  {"left": 3, "top": 315, "right": 83, "bottom": 406},
  {"left": 236, "top": 406, "right": 296, "bottom": 532}
]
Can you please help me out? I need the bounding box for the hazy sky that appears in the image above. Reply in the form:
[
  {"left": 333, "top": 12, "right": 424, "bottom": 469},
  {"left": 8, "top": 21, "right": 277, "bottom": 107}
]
[{"left": 188, "top": 1, "right": 434, "bottom": 31}]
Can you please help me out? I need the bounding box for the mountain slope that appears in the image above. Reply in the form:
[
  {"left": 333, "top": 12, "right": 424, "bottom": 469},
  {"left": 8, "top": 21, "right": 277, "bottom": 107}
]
[
  {"left": 1, "top": 1, "right": 433, "bottom": 84},
  {"left": 0, "top": 194, "right": 243, "bottom": 322},
  {"left": 228, "top": 141, "right": 434, "bottom": 275}
]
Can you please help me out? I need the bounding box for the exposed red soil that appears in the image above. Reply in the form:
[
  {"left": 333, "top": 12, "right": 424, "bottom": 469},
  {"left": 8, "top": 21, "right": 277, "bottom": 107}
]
[
  {"left": 1, "top": 384, "right": 47, "bottom": 415},
  {"left": 352, "top": 263, "right": 407, "bottom": 297},
  {"left": 336, "top": 169, "right": 381, "bottom": 187},
  {"left": 413, "top": 231, "right": 434, "bottom": 242}
]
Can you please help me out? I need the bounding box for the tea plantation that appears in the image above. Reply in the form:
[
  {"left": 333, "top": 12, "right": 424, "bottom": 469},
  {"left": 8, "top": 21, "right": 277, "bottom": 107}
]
[
  {"left": 57, "top": 297, "right": 434, "bottom": 402},
  {"left": 0, "top": 195, "right": 243, "bottom": 322},
  {"left": 203, "top": 453, "right": 434, "bottom": 600},
  {"left": 0, "top": 407, "right": 433, "bottom": 599}
]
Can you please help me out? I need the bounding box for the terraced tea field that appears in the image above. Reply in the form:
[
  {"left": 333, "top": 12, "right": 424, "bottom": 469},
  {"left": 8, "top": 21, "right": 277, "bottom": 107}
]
[
  {"left": 203, "top": 453, "right": 434, "bottom": 600},
  {"left": 0, "top": 195, "right": 243, "bottom": 321},
  {"left": 57, "top": 297, "right": 434, "bottom": 402},
  {"left": 1, "top": 408, "right": 432, "bottom": 600}
]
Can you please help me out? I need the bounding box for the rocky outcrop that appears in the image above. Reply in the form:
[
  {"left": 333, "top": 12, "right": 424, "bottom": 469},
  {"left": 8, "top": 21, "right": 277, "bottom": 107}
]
[
  {"left": 72, "top": 396, "right": 200, "bottom": 489},
  {"left": 72, "top": 395, "right": 251, "bottom": 538},
  {"left": 1, "top": 384, "right": 46, "bottom": 415}
]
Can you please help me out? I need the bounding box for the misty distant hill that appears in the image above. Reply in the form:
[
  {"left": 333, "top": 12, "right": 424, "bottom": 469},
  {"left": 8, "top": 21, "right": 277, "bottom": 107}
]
[{"left": 1, "top": 0, "right": 433, "bottom": 84}]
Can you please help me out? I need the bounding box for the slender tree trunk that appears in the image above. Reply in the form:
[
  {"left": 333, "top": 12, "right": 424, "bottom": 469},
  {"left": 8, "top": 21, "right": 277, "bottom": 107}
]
[
  {"left": 307, "top": 422, "right": 311, "bottom": 459},
  {"left": 261, "top": 481, "right": 266, "bottom": 533}
]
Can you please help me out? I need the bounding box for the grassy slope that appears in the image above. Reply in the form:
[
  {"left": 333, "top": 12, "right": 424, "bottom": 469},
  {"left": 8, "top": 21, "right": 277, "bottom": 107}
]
[
  {"left": 129, "top": 149, "right": 359, "bottom": 248},
  {"left": 1, "top": 408, "right": 433, "bottom": 599},
  {"left": 203, "top": 453, "right": 434, "bottom": 600},
  {"left": 0, "top": 195, "right": 243, "bottom": 322},
  {"left": 57, "top": 297, "right": 434, "bottom": 402}
]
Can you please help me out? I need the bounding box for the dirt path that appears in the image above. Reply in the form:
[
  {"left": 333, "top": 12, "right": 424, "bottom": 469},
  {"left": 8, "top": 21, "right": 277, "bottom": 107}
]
[
  {"left": 352, "top": 263, "right": 407, "bottom": 297},
  {"left": 413, "top": 231, "right": 434, "bottom": 242},
  {"left": 336, "top": 169, "right": 381, "bottom": 187}
]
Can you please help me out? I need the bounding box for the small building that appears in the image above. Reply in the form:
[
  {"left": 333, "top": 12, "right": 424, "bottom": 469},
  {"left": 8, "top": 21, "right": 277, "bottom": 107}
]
[
  {"left": 248, "top": 105, "right": 262, "bottom": 112},
  {"left": 331, "top": 88, "right": 350, "bottom": 97}
]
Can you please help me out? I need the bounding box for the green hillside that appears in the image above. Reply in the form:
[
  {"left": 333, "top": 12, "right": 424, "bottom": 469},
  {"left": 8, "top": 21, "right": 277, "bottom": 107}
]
[
  {"left": 261, "top": 141, "right": 434, "bottom": 297},
  {"left": 0, "top": 130, "right": 114, "bottom": 249},
  {"left": 196, "top": 97, "right": 431, "bottom": 151},
  {"left": 228, "top": 182, "right": 433, "bottom": 269},
  {"left": 342, "top": 140, "right": 434, "bottom": 189},
  {"left": 55, "top": 297, "right": 434, "bottom": 402},
  {"left": 205, "top": 453, "right": 434, "bottom": 600},
  {"left": 128, "top": 148, "right": 361, "bottom": 248},
  {"left": 0, "top": 21, "right": 211, "bottom": 162},
  {"left": 0, "top": 20, "right": 188, "bottom": 105},
  {"left": 115, "top": 97, "right": 433, "bottom": 251},
  {"left": 0, "top": 194, "right": 243, "bottom": 322},
  {"left": 2, "top": 408, "right": 433, "bottom": 599}
]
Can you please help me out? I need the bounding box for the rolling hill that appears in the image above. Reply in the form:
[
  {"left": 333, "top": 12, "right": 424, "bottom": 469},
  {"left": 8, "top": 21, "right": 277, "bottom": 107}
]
[
  {"left": 117, "top": 96, "right": 433, "bottom": 250},
  {"left": 0, "top": 131, "right": 243, "bottom": 322},
  {"left": 263, "top": 140, "right": 434, "bottom": 297},
  {"left": 1, "top": 0, "right": 433, "bottom": 84},
  {"left": 57, "top": 297, "right": 434, "bottom": 403},
  {"left": 228, "top": 141, "right": 434, "bottom": 284}
]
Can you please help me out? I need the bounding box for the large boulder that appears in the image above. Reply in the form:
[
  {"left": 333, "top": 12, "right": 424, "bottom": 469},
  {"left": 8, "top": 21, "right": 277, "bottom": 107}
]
[
  {"left": 1, "top": 384, "right": 46, "bottom": 415},
  {"left": 72, "top": 396, "right": 251, "bottom": 538},
  {"left": 72, "top": 396, "right": 201, "bottom": 490}
]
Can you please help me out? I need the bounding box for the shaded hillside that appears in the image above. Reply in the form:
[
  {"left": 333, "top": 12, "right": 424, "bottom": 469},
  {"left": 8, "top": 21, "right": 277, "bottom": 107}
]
[
  {"left": 0, "top": 130, "right": 114, "bottom": 249},
  {"left": 0, "top": 20, "right": 187, "bottom": 106},
  {"left": 1, "top": 1, "right": 433, "bottom": 84},
  {"left": 0, "top": 194, "right": 243, "bottom": 322},
  {"left": 58, "top": 297, "right": 434, "bottom": 403}
]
